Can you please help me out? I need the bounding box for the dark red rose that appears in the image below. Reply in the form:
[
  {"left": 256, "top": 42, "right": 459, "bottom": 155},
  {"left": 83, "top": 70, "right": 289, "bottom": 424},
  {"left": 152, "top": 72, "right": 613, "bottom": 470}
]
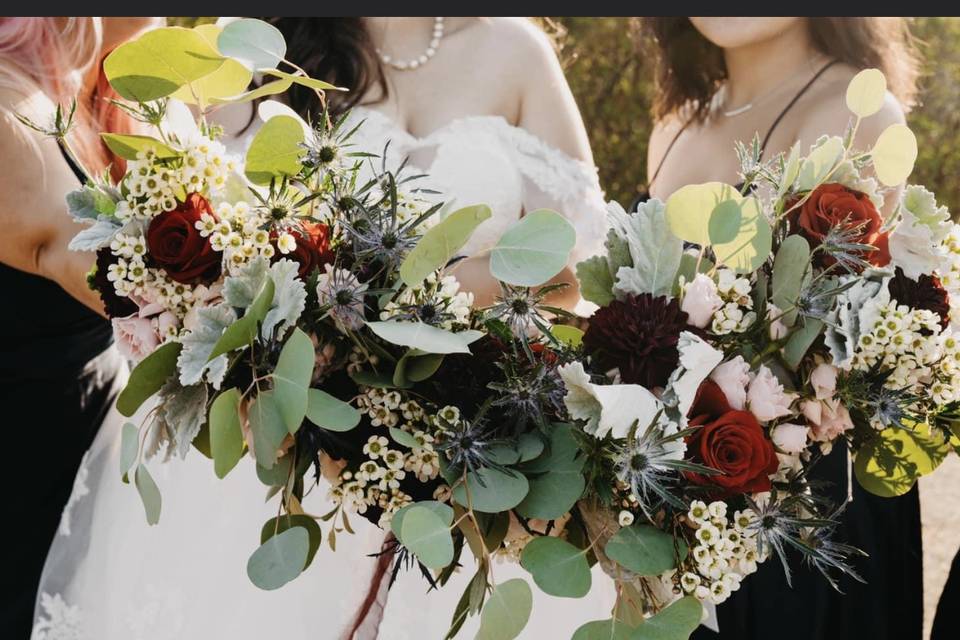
[
  {"left": 888, "top": 267, "right": 950, "bottom": 329},
  {"left": 146, "top": 193, "right": 221, "bottom": 284},
  {"left": 276, "top": 222, "right": 334, "bottom": 279},
  {"left": 583, "top": 293, "right": 692, "bottom": 388},
  {"left": 684, "top": 380, "right": 779, "bottom": 497},
  {"left": 790, "top": 183, "right": 890, "bottom": 269}
]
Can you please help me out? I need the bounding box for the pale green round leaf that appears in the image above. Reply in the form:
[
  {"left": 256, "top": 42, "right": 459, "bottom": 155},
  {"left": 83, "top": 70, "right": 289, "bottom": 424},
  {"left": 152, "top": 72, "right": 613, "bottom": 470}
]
[
  {"left": 104, "top": 27, "right": 224, "bottom": 102},
  {"left": 854, "top": 422, "right": 951, "bottom": 497},
  {"left": 712, "top": 196, "right": 772, "bottom": 274},
  {"left": 119, "top": 422, "right": 139, "bottom": 478},
  {"left": 134, "top": 464, "right": 161, "bottom": 525},
  {"left": 217, "top": 18, "right": 287, "bottom": 71},
  {"left": 515, "top": 465, "right": 585, "bottom": 520},
  {"left": 451, "top": 467, "right": 529, "bottom": 513},
  {"left": 846, "top": 68, "right": 887, "bottom": 118},
  {"left": 248, "top": 391, "right": 287, "bottom": 470},
  {"left": 390, "top": 500, "right": 454, "bottom": 537},
  {"left": 209, "top": 388, "right": 244, "bottom": 478},
  {"left": 707, "top": 199, "right": 742, "bottom": 245},
  {"left": 244, "top": 116, "right": 305, "bottom": 185},
  {"left": 260, "top": 516, "right": 322, "bottom": 568},
  {"left": 306, "top": 389, "right": 361, "bottom": 432},
  {"left": 771, "top": 235, "right": 811, "bottom": 327},
  {"left": 490, "top": 209, "right": 576, "bottom": 286},
  {"left": 664, "top": 182, "right": 741, "bottom": 246},
  {"left": 247, "top": 526, "right": 309, "bottom": 590},
  {"left": 398, "top": 505, "right": 454, "bottom": 569},
  {"left": 632, "top": 596, "right": 703, "bottom": 640},
  {"left": 172, "top": 24, "right": 252, "bottom": 106},
  {"left": 101, "top": 134, "right": 178, "bottom": 161},
  {"left": 872, "top": 123, "right": 918, "bottom": 186},
  {"left": 117, "top": 341, "right": 182, "bottom": 417},
  {"left": 475, "top": 578, "right": 533, "bottom": 640},
  {"left": 400, "top": 204, "right": 492, "bottom": 287},
  {"left": 604, "top": 524, "right": 686, "bottom": 576},
  {"left": 550, "top": 324, "right": 584, "bottom": 348},
  {"left": 520, "top": 537, "right": 591, "bottom": 598},
  {"left": 572, "top": 619, "right": 634, "bottom": 640},
  {"left": 797, "top": 136, "right": 844, "bottom": 191}
]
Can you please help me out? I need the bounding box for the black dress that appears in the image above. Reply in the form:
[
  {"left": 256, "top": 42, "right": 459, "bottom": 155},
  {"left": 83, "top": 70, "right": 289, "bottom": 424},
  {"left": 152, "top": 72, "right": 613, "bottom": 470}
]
[
  {"left": 638, "top": 61, "right": 923, "bottom": 640},
  {"left": 0, "top": 148, "right": 123, "bottom": 638}
]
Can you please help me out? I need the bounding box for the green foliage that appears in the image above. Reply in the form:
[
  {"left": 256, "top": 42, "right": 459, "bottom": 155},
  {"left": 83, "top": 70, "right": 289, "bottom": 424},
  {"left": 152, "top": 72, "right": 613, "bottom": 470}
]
[
  {"left": 247, "top": 526, "right": 309, "bottom": 590},
  {"left": 209, "top": 388, "right": 244, "bottom": 478},
  {"left": 451, "top": 467, "right": 529, "bottom": 513},
  {"left": 631, "top": 597, "right": 702, "bottom": 640},
  {"left": 489, "top": 209, "right": 576, "bottom": 286},
  {"left": 604, "top": 524, "right": 686, "bottom": 576},
  {"left": 854, "top": 421, "right": 951, "bottom": 497},
  {"left": 117, "top": 341, "right": 182, "bottom": 417},
  {"left": 400, "top": 204, "right": 492, "bottom": 287},
  {"left": 305, "top": 388, "right": 361, "bottom": 432},
  {"left": 272, "top": 328, "right": 314, "bottom": 434},
  {"left": 520, "top": 537, "right": 591, "bottom": 598},
  {"left": 475, "top": 579, "right": 533, "bottom": 640},
  {"left": 134, "top": 463, "right": 161, "bottom": 525},
  {"left": 260, "top": 515, "right": 322, "bottom": 568},
  {"left": 244, "top": 116, "right": 305, "bottom": 185}
]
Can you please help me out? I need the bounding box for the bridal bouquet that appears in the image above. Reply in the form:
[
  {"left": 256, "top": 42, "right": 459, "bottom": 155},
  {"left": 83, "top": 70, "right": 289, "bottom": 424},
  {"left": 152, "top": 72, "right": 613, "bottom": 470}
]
[{"left": 36, "top": 17, "right": 959, "bottom": 639}]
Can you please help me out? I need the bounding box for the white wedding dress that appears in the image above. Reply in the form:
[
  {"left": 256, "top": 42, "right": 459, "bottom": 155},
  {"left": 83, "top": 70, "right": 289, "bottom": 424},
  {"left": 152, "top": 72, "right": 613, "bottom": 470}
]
[{"left": 32, "top": 107, "right": 612, "bottom": 640}]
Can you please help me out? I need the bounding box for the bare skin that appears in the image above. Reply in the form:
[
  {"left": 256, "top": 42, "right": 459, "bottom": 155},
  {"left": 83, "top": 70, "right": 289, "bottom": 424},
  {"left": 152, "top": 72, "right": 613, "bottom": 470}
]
[
  {"left": 360, "top": 17, "right": 596, "bottom": 308},
  {"left": 0, "top": 17, "right": 161, "bottom": 315},
  {"left": 648, "top": 17, "right": 905, "bottom": 214}
]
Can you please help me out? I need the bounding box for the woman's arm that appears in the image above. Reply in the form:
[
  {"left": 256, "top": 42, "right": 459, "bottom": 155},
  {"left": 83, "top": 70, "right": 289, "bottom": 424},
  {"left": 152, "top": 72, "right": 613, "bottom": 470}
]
[{"left": 0, "top": 95, "right": 105, "bottom": 315}]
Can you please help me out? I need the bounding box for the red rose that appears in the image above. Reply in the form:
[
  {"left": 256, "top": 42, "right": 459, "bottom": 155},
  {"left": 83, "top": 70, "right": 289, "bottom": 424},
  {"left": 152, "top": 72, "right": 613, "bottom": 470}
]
[
  {"left": 791, "top": 183, "right": 890, "bottom": 269},
  {"left": 277, "top": 222, "right": 334, "bottom": 279},
  {"left": 684, "top": 380, "right": 779, "bottom": 497},
  {"left": 146, "top": 193, "right": 222, "bottom": 284}
]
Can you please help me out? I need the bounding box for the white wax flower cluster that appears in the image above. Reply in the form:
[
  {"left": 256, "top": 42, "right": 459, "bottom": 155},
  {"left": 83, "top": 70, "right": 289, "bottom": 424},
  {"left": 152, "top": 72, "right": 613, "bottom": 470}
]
[
  {"left": 938, "top": 224, "right": 960, "bottom": 325},
  {"left": 331, "top": 388, "right": 442, "bottom": 527},
  {"left": 852, "top": 302, "right": 960, "bottom": 408},
  {"left": 380, "top": 273, "right": 474, "bottom": 330},
  {"left": 711, "top": 269, "right": 756, "bottom": 335},
  {"left": 117, "top": 141, "right": 235, "bottom": 221},
  {"left": 198, "top": 201, "right": 276, "bottom": 276},
  {"left": 680, "top": 500, "right": 762, "bottom": 605}
]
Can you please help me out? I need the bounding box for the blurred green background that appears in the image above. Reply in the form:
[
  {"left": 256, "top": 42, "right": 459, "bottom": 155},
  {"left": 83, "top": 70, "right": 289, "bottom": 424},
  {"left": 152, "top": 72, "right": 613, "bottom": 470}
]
[{"left": 175, "top": 17, "right": 960, "bottom": 212}]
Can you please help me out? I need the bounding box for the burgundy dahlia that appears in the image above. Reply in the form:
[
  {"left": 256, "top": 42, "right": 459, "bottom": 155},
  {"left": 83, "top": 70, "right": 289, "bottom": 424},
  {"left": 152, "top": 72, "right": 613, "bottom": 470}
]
[
  {"left": 583, "top": 293, "right": 691, "bottom": 388},
  {"left": 888, "top": 267, "right": 950, "bottom": 329},
  {"left": 92, "top": 247, "right": 137, "bottom": 318}
]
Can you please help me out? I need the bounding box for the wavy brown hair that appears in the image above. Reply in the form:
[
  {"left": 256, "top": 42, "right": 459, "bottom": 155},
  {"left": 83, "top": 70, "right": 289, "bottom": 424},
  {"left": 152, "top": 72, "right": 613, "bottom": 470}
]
[
  {"left": 262, "top": 18, "right": 387, "bottom": 118},
  {"left": 642, "top": 17, "right": 921, "bottom": 122}
]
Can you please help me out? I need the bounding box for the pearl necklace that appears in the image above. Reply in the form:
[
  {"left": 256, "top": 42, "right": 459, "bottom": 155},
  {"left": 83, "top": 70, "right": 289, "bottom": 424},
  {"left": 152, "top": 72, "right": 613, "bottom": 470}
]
[{"left": 377, "top": 17, "right": 444, "bottom": 71}]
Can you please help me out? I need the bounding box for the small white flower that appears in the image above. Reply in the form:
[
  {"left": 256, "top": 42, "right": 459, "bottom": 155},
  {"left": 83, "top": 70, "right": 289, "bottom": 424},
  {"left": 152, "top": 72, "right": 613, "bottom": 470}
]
[
  {"left": 277, "top": 232, "right": 297, "bottom": 254},
  {"left": 618, "top": 510, "right": 635, "bottom": 527},
  {"left": 363, "top": 435, "right": 389, "bottom": 460}
]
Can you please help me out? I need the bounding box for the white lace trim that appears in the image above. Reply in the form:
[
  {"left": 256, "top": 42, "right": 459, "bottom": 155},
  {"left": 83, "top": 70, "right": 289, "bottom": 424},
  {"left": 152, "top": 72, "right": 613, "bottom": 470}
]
[
  {"left": 58, "top": 451, "right": 90, "bottom": 537},
  {"left": 32, "top": 593, "right": 87, "bottom": 640}
]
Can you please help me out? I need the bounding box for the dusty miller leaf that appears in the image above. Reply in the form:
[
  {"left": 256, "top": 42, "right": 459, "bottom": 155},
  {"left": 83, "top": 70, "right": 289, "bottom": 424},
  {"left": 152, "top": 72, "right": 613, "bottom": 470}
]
[
  {"left": 159, "top": 380, "right": 209, "bottom": 458},
  {"left": 69, "top": 216, "right": 122, "bottom": 251},
  {"left": 609, "top": 198, "right": 683, "bottom": 298},
  {"left": 263, "top": 259, "right": 306, "bottom": 339},
  {"left": 178, "top": 304, "right": 236, "bottom": 388}
]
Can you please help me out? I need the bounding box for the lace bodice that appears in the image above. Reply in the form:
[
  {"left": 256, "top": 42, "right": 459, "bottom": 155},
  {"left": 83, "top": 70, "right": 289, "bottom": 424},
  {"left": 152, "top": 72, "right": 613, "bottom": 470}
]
[{"left": 346, "top": 107, "right": 607, "bottom": 267}]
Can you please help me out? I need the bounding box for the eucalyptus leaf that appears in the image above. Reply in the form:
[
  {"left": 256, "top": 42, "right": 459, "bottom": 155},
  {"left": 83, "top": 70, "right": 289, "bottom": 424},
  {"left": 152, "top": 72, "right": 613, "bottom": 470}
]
[
  {"left": 367, "top": 321, "right": 482, "bottom": 355},
  {"left": 217, "top": 18, "right": 286, "bottom": 71},
  {"left": 104, "top": 27, "right": 224, "bottom": 102},
  {"left": 398, "top": 505, "right": 455, "bottom": 569},
  {"left": 782, "top": 319, "right": 823, "bottom": 370},
  {"left": 475, "top": 579, "right": 533, "bottom": 640},
  {"left": 261, "top": 68, "right": 345, "bottom": 91},
  {"left": 846, "top": 68, "right": 887, "bottom": 118},
  {"left": 490, "top": 209, "right": 576, "bottom": 287},
  {"left": 771, "top": 235, "right": 810, "bottom": 326},
  {"left": 707, "top": 199, "right": 742, "bottom": 245},
  {"left": 305, "top": 388, "right": 360, "bottom": 432},
  {"left": 520, "top": 537, "right": 591, "bottom": 598},
  {"left": 208, "top": 277, "right": 274, "bottom": 360},
  {"left": 272, "top": 328, "right": 314, "bottom": 434},
  {"left": 631, "top": 596, "right": 702, "bottom": 640},
  {"left": 117, "top": 341, "right": 182, "bottom": 417},
  {"left": 872, "top": 123, "right": 918, "bottom": 186},
  {"left": 120, "top": 422, "right": 139, "bottom": 479},
  {"left": 550, "top": 324, "right": 585, "bottom": 348},
  {"left": 244, "top": 115, "right": 305, "bottom": 185},
  {"left": 605, "top": 524, "right": 686, "bottom": 576},
  {"left": 246, "top": 526, "right": 309, "bottom": 591},
  {"left": 209, "top": 388, "right": 245, "bottom": 478},
  {"left": 391, "top": 500, "right": 455, "bottom": 536},
  {"left": 712, "top": 196, "right": 772, "bottom": 274},
  {"left": 573, "top": 619, "right": 634, "bottom": 640},
  {"left": 389, "top": 427, "right": 420, "bottom": 449},
  {"left": 101, "top": 133, "right": 179, "bottom": 161},
  {"left": 171, "top": 24, "right": 252, "bottom": 107},
  {"left": 134, "top": 463, "right": 161, "bottom": 525},
  {"left": 797, "top": 136, "right": 844, "bottom": 191},
  {"left": 515, "top": 463, "right": 586, "bottom": 520},
  {"left": 211, "top": 77, "right": 293, "bottom": 104},
  {"left": 855, "top": 422, "right": 951, "bottom": 497},
  {"left": 248, "top": 391, "right": 288, "bottom": 469},
  {"left": 451, "top": 467, "right": 529, "bottom": 513},
  {"left": 260, "top": 515, "right": 322, "bottom": 569},
  {"left": 401, "top": 204, "right": 492, "bottom": 287},
  {"left": 664, "top": 182, "right": 741, "bottom": 246}
]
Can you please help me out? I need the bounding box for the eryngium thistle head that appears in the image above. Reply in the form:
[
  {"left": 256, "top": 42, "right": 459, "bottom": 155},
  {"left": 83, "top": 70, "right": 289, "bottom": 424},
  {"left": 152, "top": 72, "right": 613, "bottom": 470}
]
[{"left": 583, "top": 293, "right": 690, "bottom": 388}]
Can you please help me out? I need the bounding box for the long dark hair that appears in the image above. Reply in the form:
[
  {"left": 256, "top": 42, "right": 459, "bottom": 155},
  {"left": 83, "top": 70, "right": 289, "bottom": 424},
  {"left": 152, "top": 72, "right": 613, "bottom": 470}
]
[
  {"left": 262, "top": 18, "right": 387, "bottom": 118},
  {"left": 642, "top": 18, "right": 921, "bottom": 123}
]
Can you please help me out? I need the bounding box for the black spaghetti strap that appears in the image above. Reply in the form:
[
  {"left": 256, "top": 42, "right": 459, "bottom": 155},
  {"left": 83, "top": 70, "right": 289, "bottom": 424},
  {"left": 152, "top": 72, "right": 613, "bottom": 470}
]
[
  {"left": 57, "top": 142, "right": 86, "bottom": 184},
  {"left": 648, "top": 119, "right": 692, "bottom": 188},
  {"left": 759, "top": 59, "right": 839, "bottom": 157}
]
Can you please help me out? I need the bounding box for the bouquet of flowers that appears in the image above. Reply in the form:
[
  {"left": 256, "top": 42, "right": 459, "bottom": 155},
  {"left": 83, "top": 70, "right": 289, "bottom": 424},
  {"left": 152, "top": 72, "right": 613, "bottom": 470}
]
[{"left": 33, "top": 18, "right": 959, "bottom": 639}]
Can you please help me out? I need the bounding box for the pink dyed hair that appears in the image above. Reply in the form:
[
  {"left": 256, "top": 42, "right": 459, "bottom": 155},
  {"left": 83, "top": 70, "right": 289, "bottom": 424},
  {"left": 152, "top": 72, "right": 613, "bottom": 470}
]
[{"left": 0, "top": 17, "right": 133, "bottom": 180}]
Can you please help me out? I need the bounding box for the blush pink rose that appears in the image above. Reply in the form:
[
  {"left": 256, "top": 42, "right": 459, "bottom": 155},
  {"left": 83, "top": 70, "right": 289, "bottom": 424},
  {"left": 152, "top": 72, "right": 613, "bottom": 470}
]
[
  {"left": 810, "top": 363, "right": 839, "bottom": 400},
  {"left": 113, "top": 314, "right": 160, "bottom": 363},
  {"left": 709, "top": 356, "right": 750, "bottom": 410},
  {"left": 770, "top": 422, "right": 810, "bottom": 454},
  {"left": 747, "top": 365, "right": 797, "bottom": 422},
  {"left": 681, "top": 273, "right": 723, "bottom": 329},
  {"left": 802, "top": 398, "right": 854, "bottom": 443}
]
